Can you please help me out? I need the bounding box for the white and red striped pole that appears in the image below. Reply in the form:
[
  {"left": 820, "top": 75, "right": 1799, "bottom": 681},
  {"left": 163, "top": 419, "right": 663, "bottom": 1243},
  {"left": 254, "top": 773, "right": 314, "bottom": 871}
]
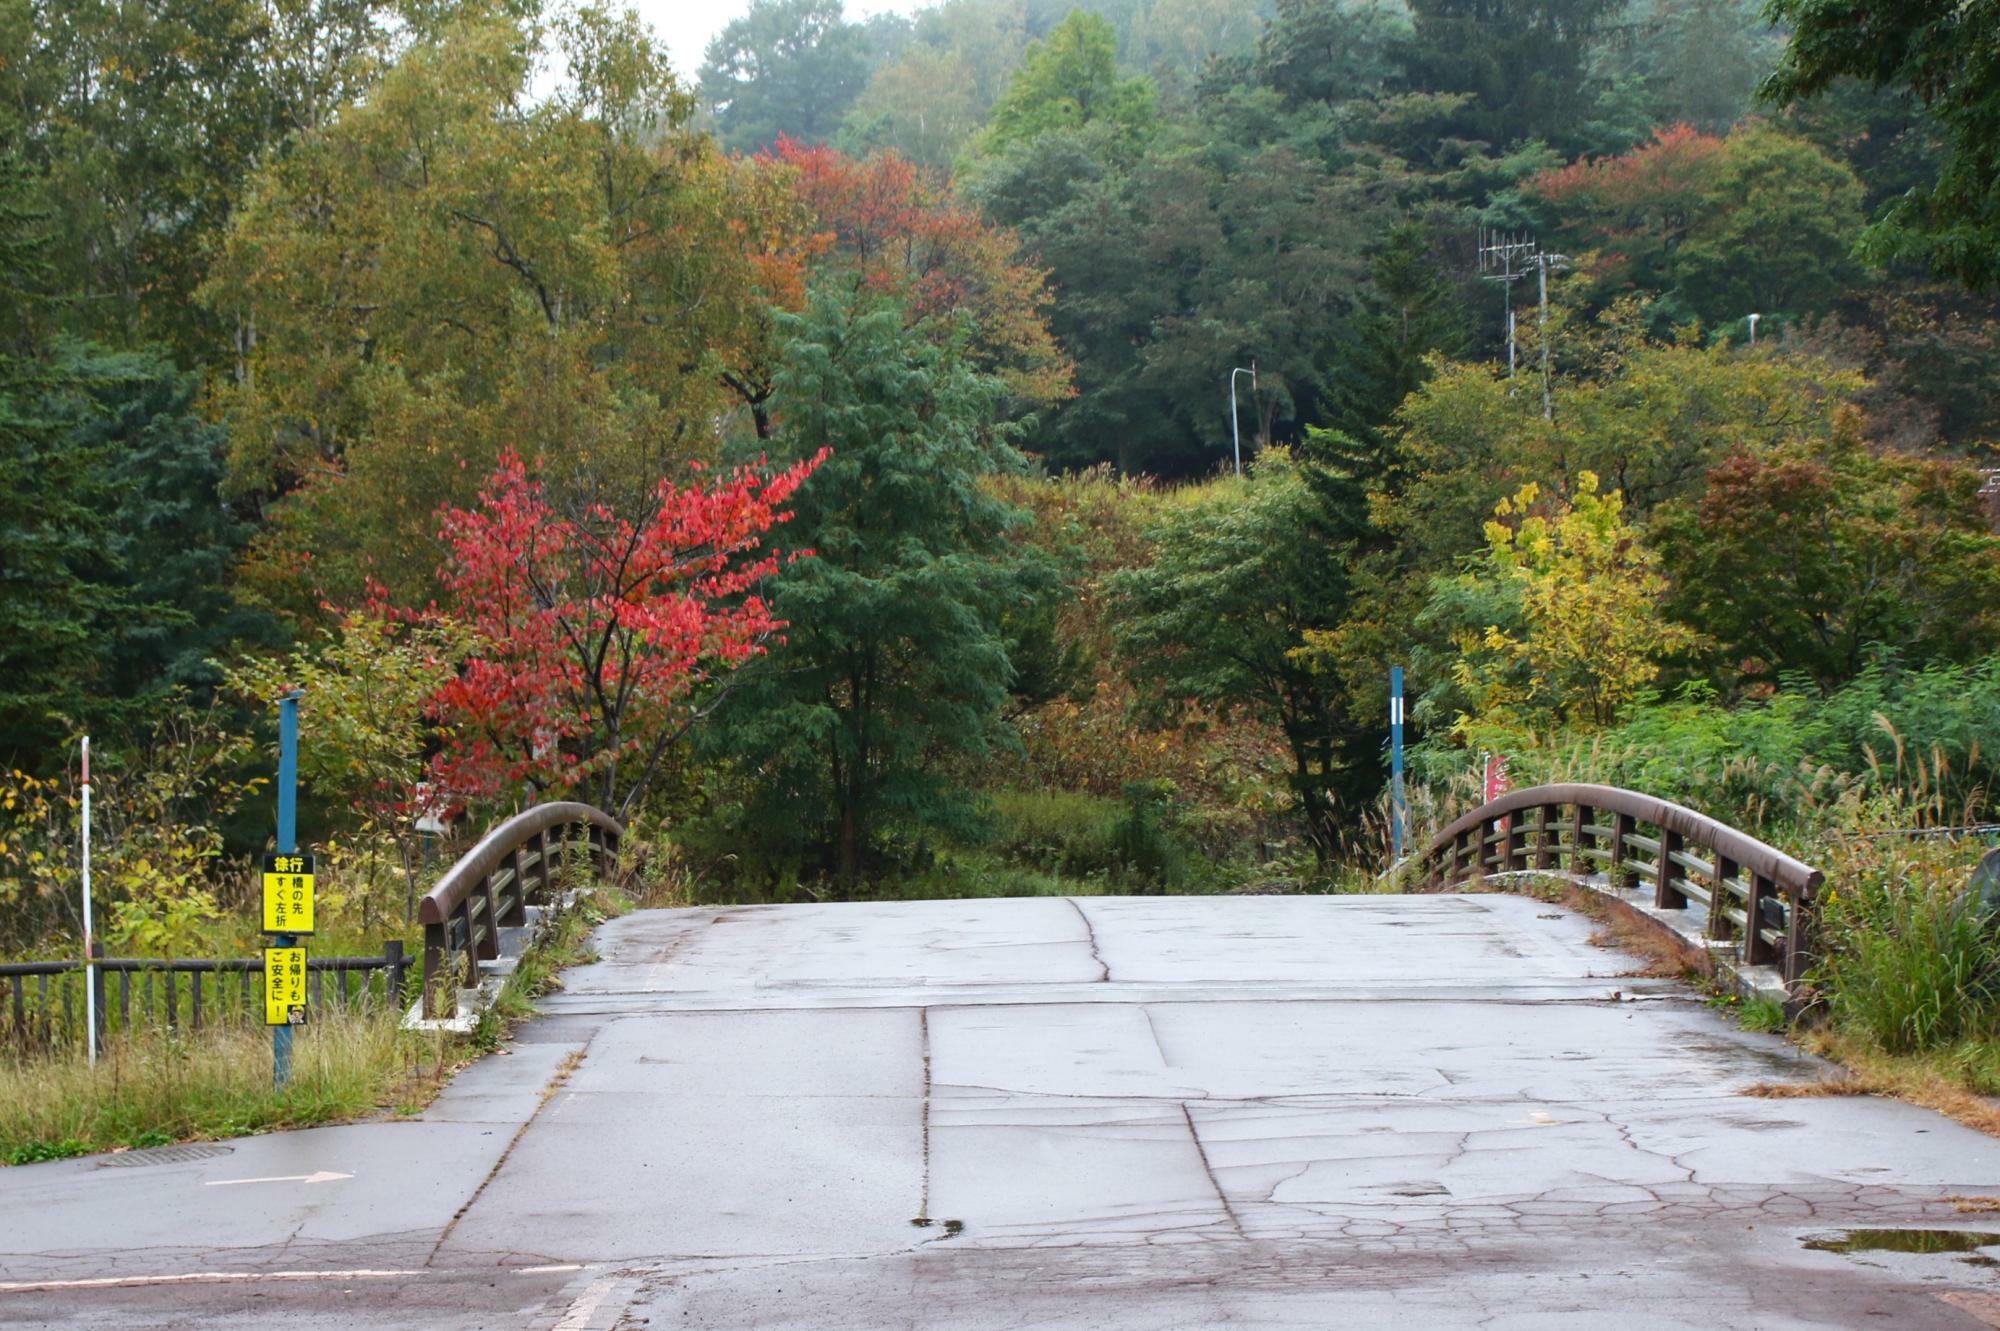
[{"left": 81, "top": 736, "right": 97, "bottom": 1067}]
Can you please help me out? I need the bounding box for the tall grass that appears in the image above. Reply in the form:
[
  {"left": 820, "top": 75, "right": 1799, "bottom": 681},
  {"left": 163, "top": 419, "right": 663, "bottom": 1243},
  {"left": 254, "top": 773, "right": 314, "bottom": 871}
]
[
  {"left": 0, "top": 1007, "right": 452, "bottom": 1163},
  {"left": 1812, "top": 819, "right": 2000, "bottom": 1055}
]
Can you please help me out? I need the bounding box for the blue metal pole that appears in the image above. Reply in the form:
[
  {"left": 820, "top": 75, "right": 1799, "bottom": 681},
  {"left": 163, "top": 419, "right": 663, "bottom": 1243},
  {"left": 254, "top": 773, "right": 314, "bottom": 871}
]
[
  {"left": 1390, "top": 667, "right": 1406, "bottom": 864},
  {"left": 274, "top": 691, "right": 300, "bottom": 1088}
]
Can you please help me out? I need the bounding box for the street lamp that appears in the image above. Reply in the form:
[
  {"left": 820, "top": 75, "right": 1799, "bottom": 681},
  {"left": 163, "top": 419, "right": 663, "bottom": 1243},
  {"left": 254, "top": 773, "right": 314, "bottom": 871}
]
[
  {"left": 1229, "top": 362, "right": 1257, "bottom": 476},
  {"left": 1747, "top": 312, "right": 1760, "bottom": 348}
]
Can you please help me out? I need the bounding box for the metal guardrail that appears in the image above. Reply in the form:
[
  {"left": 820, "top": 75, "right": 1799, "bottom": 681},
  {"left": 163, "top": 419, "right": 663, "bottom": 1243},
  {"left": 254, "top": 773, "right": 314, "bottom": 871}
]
[
  {"left": 1419, "top": 782, "right": 1825, "bottom": 989},
  {"left": 416, "top": 802, "right": 623, "bottom": 1016},
  {"left": 0, "top": 946, "right": 409, "bottom": 1053}
]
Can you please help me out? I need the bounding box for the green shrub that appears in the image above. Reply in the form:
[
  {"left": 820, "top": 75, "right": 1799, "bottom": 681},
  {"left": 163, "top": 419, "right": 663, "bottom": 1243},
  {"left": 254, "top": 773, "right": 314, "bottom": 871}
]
[
  {"left": 984, "top": 789, "right": 1127, "bottom": 876},
  {"left": 1815, "top": 834, "right": 2000, "bottom": 1054},
  {"left": 1108, "top": 780, "right": 1188, "bottom": 892},
  {"left": 980, "top": 784, "right": 1205, "bottom": 892}
]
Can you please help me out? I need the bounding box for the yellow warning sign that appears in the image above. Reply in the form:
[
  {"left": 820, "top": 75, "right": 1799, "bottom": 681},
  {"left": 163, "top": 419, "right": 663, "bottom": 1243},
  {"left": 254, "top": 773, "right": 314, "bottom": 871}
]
[
  {"left": 264, "top": 946, "right": 308, "bottom": 1026},
  {"left": 261, "top": 852, "right": 315, "bottom": 935}
]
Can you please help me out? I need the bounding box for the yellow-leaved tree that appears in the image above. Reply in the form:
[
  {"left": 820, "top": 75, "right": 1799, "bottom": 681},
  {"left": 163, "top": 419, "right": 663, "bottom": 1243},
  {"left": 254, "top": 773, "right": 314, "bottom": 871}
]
[{"left": 1450, "top": 472, "right": 1700, "bottom": 733}]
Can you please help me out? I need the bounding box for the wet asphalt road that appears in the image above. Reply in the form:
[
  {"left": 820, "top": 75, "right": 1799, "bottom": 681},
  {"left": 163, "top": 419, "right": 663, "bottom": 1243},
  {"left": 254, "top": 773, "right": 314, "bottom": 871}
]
[{"left": 5, "top": 893, "right": 2000, "bottom": 1329}]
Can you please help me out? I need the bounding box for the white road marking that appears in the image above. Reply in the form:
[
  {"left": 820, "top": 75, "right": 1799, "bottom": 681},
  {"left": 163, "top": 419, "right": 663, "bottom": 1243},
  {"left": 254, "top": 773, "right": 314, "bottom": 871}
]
[
  {"left": 204, "top": 1170, "right": 352, "bottom": 1187},
  {"left": 0, "top": 1268, "right": 424, "bottom": 1294},
  {"left": 0, "top": 1264, "right": 592, "bottom": 1295},
  {"left": 552, "top": 1276, "right": 618, "bottom": 1330}
]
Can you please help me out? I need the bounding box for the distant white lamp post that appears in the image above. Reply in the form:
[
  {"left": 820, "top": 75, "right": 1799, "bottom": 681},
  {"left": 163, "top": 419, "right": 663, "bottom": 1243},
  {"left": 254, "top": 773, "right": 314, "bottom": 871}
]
[
  {"left": 1747, "top": 312, "right": 1760, "bottom": 347},
  {"left": 1229, "top": 362, "right": 1258, "bottom": 476}
]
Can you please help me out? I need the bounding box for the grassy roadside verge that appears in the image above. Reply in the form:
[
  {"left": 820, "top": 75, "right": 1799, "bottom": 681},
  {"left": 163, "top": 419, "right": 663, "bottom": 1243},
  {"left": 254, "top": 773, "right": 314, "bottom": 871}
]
[
  {"left": 473, "top": 886, "right": 623, "bottom": 1047},
  {"left": 1500, "top": 872, "right": 2000, "bottom": 1138},
  {"left": 1746, "top": 1032, "right": 2000, "bottom": 1137},
  {"left": 0, "top": 885, "right": 627, "bottom": 1165}
]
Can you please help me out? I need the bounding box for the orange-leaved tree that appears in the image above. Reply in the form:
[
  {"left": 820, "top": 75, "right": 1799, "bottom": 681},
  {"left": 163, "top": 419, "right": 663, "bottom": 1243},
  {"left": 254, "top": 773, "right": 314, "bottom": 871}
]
[{"left": 731, "top": 138, "right": 1072, "bottom": 426}]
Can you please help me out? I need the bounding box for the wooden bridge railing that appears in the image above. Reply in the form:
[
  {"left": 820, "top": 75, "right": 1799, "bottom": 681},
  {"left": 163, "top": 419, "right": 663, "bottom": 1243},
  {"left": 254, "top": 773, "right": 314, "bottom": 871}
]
[
  {"left": 1418, "top": 783, "right": 1824, "bottom": 989},
  {"left": 417, "top": 802, "right": 623, "bottom": 1016}
]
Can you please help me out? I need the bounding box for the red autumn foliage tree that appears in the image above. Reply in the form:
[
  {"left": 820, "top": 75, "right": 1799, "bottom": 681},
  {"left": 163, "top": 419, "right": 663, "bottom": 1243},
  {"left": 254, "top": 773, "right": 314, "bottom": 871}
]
[
  {"left": 427, "top": 449, "right": 827, "bottom": 817},
  {"left": 1531, "top": 124, "right": 1725, "bottom": 294},
  {"left": 750, "top": 138, "right": 1073, "bottom": 413}
]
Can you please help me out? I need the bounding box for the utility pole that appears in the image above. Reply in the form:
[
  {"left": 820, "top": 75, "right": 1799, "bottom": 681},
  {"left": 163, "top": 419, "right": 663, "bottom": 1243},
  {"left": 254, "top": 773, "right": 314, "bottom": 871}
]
[
  {"left": 1477, "top": 228, "right": 1535, "bottom": 382},
  {"left": 1477, "top": 229, "right": 1565, "bottom": 419},
  {"left": 1535, "top": 249, "right": 1568, "bottom": 422},
  {"left": 1229, "top": 362, "right": 1257, "bottom": 476}
]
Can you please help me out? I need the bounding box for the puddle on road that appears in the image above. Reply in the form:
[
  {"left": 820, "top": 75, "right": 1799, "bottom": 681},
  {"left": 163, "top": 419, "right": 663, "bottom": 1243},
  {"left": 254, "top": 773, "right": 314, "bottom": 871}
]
[{"left": 1804, "top": 1229, "right": 2000, "bottom": 1256}]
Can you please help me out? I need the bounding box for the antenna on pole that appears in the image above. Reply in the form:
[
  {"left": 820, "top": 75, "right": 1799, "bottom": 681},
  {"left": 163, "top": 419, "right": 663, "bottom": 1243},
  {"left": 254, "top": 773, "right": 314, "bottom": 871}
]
[{"left": 1476, "top": 227, "right": 1567, "bottom": 419}]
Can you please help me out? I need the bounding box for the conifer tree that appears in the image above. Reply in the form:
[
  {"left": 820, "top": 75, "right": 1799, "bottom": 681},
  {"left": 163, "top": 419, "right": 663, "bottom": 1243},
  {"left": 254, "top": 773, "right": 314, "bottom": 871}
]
[{"left": 709, "top": 286, "right": 1044, "bottom": 890}]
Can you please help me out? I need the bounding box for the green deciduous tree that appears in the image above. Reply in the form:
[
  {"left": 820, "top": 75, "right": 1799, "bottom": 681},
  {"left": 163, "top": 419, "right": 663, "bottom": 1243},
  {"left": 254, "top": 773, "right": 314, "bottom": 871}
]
[
  {"left": 1, "top": 0, "right": 397, "bottom": 359},
  {"left": 1675, "top": 123, "right": 1867, "bottom": 320},
  {"left": 838, "top": 45, "right": 987, "bottom": 167},
  {"left": 222, "top": 612, "right": 460, "bottom": 925},
  {"left": 1652, "top": 418, "right": 2000, "bottom": 689},
  {"left": 981, "top": 10, "right": 1158, "bottom": 153},
  {"left": 1380, "top": 305, "right": 1871, "bottom": 572},
  {"left": 1531, "top": 123, "right": 1867, "bottom": 327},
  {"left": 1247, "top": 0, "right": 1407, "bottom": 110},
  {"left": 1442, "top": 472, "right": 1701, "bottom": 732},
  {"left": 972, "top": 105, "right": 1384, "bottom": 473},
  {"left": 211, "top": 9, "right": 780, "bottom": 614},
  {"left": 1109, "top": 452, "right": 1368, "bottom": 860},
  {"left": 700, "top": 0, "right": 871, "bottom": 152},
  {"left": 1763, "top": 0, "right": 2000, "bottom": 289}
]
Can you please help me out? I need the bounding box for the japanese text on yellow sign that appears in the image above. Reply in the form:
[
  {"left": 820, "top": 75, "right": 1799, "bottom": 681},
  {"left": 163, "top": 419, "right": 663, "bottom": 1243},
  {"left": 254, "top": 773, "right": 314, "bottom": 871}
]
[
  {"left": 261, "top": 852, "right": 315, "bottom": 935},
  {"left": 264, "top": 946, "right": 308, "bottom": 1026}
]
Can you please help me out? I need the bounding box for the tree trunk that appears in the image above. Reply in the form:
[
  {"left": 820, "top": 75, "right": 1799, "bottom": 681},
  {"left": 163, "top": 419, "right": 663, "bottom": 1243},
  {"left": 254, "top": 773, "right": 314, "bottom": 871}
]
[{"left": 838, "top": 800, "right": 861, "bottom": 895}]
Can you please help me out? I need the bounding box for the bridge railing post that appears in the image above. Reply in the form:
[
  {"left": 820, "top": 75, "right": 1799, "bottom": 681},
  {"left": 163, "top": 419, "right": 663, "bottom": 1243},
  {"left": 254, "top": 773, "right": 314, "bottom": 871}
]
[
  {"left": 501, "top": 844, "right": 528, "bottom": 927},
  {"left": 1744, "top": 874, "right": 1776, "bottom": 965},
  {"left": 1609, "top": 812, "right": 1635, "bottom": 889},
  {"left": 476, "top": 870, "right": 500, "bottom": 961},
  {"left": 1709, "top": 856, "right": 1737, "bottom": 939},
  {"left": 1655, "top": 827, "right": 1686, "bottom": 909}
]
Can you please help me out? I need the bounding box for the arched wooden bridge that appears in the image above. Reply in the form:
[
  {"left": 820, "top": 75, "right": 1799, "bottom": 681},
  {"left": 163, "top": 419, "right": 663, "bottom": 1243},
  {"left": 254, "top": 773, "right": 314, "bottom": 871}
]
[{"left": 1417, "top": 782, "right": 1824, "bottom": 991}]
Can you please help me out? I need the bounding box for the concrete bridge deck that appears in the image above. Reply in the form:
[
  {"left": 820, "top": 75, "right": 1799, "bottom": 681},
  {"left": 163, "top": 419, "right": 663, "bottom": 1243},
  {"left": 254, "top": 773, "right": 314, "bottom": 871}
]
[{"left": 6, "top": 893, "right": 2000, "bottom": 1328}]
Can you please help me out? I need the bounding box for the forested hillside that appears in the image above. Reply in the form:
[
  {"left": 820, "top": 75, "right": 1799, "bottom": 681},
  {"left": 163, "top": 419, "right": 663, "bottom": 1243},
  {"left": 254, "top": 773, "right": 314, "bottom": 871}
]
[{"left": 3, "top": 0, "right": 1998, "bottom": 946}]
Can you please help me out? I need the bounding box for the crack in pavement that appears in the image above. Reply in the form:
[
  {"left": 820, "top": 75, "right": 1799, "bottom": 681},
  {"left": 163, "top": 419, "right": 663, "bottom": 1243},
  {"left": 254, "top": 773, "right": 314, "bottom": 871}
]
[
  {"left": 1180, "top": 1103, "right": 1248, "bottom": 1239},
  {"left": 427, "top": 1035, "right": 596, "bottom": 1267},
  {"left": 1063, "top": 897, "right": 1111, "bottom": 982}
]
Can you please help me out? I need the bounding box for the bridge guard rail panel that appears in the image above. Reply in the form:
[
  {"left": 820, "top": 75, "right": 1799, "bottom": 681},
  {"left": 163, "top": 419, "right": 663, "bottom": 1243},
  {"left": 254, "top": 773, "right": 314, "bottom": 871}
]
[
  {"left": 1417, "top": 783, "right": 1823, "bottom": 992},
  {"left": 416, "top": 802, "right": 624, "bottom": 1016}
]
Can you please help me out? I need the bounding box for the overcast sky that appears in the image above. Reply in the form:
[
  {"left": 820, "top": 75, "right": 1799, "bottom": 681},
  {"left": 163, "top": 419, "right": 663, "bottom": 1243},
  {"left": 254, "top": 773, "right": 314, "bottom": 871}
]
[{"left": 629, "top": 0, "right": 933, "bottom": 78}]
